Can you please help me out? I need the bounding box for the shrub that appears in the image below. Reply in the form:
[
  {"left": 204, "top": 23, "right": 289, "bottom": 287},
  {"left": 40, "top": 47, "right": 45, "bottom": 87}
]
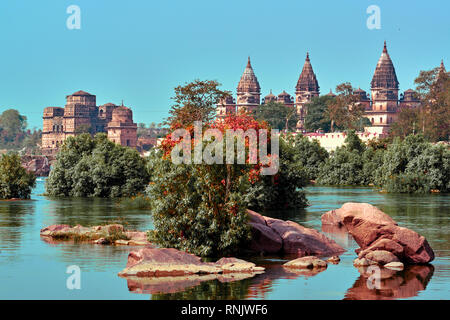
[
  {"left": 0, "top": 153, "right": 36, "bottom": 199},
  {"left": 46, "top": 133, "right": 149, "bottom": 197}
]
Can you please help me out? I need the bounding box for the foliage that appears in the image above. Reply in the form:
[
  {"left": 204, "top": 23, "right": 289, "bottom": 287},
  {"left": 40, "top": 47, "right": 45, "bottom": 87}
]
[
  {"left": 46, "top": 133, "right": 149, "bottom": 198},
  {"left": 0, "top": 109, "right": 41, "bottom": 151},
  {"left": 165, "top": 79, "right": 231, "bottom": 128},
  {"left": 291, "top": 134, "right": 328, "bottom": 181},
  {"left": 0, "top": 153, "right": 36, "bottom": 199},
  {"left": 317, "top": 130, "right": 368, "bottom": 186},
  {"left": 246, "top": 134, "right": 309, "bottom": 211},
  {"left": 374, "top": 135, "right": 450, "bottom": 193},
  {"left": 304, "top": 95, "right": 336, "bottom": 132},
  {"left": 326, "top": 83, "right": 369, "bottom": 132},
  {"left": 253, "top": 101, "right": 298, "bottom": 132},
  {"left": 118, "top": 193, "right": 151, "bottom": 209}
]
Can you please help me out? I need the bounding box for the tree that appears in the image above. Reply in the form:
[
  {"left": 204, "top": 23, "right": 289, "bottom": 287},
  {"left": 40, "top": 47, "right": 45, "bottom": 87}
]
[
  {"left": 148, "top": 113, "right": 272, "bottom": 257},
  {"left": 413, "top": 66, "right": 450, "bottom": 141},
  {"left": 253, "top": 101, "right": 298, "bottom": 132},
  {"left": 165, "top": 79, "right": 231, "bottom": 128},
  {"left": 317, "top": 130, "right": 368, "bottom": 186},
  {"left": 327, "top": 83, "right": 367, "bottom": 132},
  {"left": 0, "top": 153, "right": 36, "bottom": 199},
  {"left": 0, "top": 109, "right": 29, "bottom": 150},
  {"left": 46, "top": 133, "right": 149, "bottom": 197},
  {"left": 304, "top": 95, "right": 336, "bottom": 132},
  {"left": 373, "top": 134, "right": 450, "bottom": 193},
  {"left": 291, "top": 134, "right": 329, "bottom": 181},
  {"left": 246, "top": 134, "right": 309, "bottom": 211},
  {"left": 389, "top": 107, "right": 420, "bottom": 139}
]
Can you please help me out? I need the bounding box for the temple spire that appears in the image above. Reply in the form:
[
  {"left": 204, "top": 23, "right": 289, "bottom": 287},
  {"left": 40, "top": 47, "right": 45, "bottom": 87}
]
[
  {"left": 237, "top": 56, "right": 260, "bottom": 94},
  {"left": 296, "top": 52, "right": 319, "bottom": 93},
  {"left": 371, "top": 41, "right": 399, "bottom": 89}
]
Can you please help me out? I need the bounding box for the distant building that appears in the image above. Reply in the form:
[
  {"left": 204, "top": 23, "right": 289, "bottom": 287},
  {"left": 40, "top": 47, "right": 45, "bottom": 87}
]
[
  {"left": 42, "top": 90, "right": 137, "bottom": 155},
  {"left": 216, "top": 42, "right": 435, "bottom": 135}
]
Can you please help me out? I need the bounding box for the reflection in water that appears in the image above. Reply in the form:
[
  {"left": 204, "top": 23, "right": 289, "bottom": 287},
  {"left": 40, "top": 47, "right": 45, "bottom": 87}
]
[
  {"left": 344, "top": 265, "right": 434, "bottom": 300},
  {"left": 0, "top": 200, "right": 35, "bottom": 257},
  {"left": 151, "top": 276, "right": 254, "bottom": 300}
]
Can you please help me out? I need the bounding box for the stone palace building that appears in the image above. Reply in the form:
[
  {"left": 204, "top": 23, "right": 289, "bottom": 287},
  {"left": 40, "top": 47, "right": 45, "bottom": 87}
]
[
  {"left": 41, "top": 90, "right": 137, "bottom": 155},
  {"left": 216, "top": 42, "right": 442, "bottom": 134}
]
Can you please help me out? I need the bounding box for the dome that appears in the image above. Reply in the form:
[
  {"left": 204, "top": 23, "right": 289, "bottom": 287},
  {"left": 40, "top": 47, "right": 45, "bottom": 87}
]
[
  {"left": 296, "top": 52, "right": 319, "bottom": 93},
  {"left": 237, "top": 57, "right": 261, "bottom": 94},
  {"left": 371, "top": 41, "right": 399, "bottom": 89},
  {"left": 111, "top": 106, "right": 133, "bottom": 123}
]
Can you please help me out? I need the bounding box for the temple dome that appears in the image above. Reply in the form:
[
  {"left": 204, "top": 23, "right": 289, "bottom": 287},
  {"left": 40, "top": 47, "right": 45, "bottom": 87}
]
[
  {"left": 296, "top": 52, "right": 319, "bottom": 93},
  {"left": 237, "top": 57, "right": 261, "bottom": 94},
  {"left": 371, "top": 41, "right": 399, "bottom": 89},
  {"left": 111, "top": 106, "right": 133, "bottom": 123}
]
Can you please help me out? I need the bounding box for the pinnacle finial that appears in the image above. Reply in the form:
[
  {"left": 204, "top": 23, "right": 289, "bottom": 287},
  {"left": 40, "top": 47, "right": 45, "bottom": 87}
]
[
  {"left": 247, "top": 56, "right": 251, "bottom": 67},
  {"left": 306, "top": 52, "right": 309, "bottom": 60},
  {"left": 383, "top": 41, "right": 387, "bottom": 53}
]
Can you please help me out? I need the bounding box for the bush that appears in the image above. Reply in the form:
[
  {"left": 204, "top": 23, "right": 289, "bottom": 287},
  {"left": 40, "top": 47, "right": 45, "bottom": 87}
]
[
  {"left": 246, "top": 134, "right": 309, "bottom": 211},
  {"left": 0, "top": 153, "right": 36, "bottom": 199},
  {"left": 374, "top": 135, "right": 450, "bottom": 193},
  {"left": 46, "top": 133, "right": 149, "bottom": 197},
  {"left": 292, "top": 134, "right": 328, "bottom": 181},
  {"left": 317, "top": 130, "right": 368, "bottom": 186}
]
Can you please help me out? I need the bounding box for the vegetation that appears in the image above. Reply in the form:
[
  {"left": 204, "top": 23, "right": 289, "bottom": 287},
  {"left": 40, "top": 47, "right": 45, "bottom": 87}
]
[
  {"left": 253, "top": 101, "right": 298, "bottom": 132},
  {"left": 45, "top": 133, "right": 149, "bottom": 198},
  {"left": 246, "top": 134, "right": 309, "bottom": 211},
  {"left": 0, "top": 109, "right": 42, "bottom": 152},
  {"left": 291, "top": 134, "right": 329, "bottom": 181},
  {"left": 390, "top": 66, "right": 450, "bottom": 142},
  {"left": 0, "top": 153, "right": 36, "bottom": 199},
  {"left": 316, "top": 130, "right": 449, "bottom": 193},
  {"left": 304, "top": 95, "right": 335, "bottom": 132}
]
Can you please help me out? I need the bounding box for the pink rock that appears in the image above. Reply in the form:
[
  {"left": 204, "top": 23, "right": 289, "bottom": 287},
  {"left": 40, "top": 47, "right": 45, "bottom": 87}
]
[
  {"left": 248, "top": 222, "right": 283, "bottom": 254},
  {"left": 265, "top": 217, "right": 345, "bottom": 257},
  {"left": 321, "top": 203, "right": 434, "bottom": 264}
]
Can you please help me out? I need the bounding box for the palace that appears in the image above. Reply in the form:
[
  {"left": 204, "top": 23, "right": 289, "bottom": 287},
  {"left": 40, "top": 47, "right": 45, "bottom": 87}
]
[
  {"left": 41, "top": 90, "right": 137, "bottom": 155},
  {"left": 216, "top": 42, "right": 444, "bottom": 134}
]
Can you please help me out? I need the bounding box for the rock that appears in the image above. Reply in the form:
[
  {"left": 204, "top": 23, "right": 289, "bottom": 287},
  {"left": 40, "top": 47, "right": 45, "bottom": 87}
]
[
  {"left": 118, "top": 248, "right": 265, "bottom": 278},
  {"left": 321, "top": 203, "right": 434, "bottom": 264},
  {"left": 364, "top": 250, "right": 400, "bottom": 265},
  {"left": 283, "top": 256, "right": 327, "bottom": 269},
  {"left": 353, "top": 258, "right": 373, "bottom": 267},
  {"left": 384, "top": 262, "right": 404, "bottom": 271},
  {"left": 40, "top": 223, "right": 151, "bottom": 246},
  {"left": 247, "top": 211, "right": 283, "bottom": 254},
  {"left": 326, "top": 256, "right": 341, "bottom": 264},
  {"left": 248, "top": 210, "right": 344, "bottom": 257}
]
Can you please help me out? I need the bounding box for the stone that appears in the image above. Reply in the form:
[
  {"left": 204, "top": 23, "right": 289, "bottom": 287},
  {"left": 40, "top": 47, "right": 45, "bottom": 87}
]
[
  {"left": 326, "top": 256, "right": 341, "bottom": 264},
  {"left": 118, "top": 248, "right": 265, "bottom": 278},
  {"left": 247, "top": 211, "right": 283, "bottom": 254},
  {"left": 263, "top": 216, "right": 345, "bottom": 256},
  {"left": 364, "top": 250, "right": 400, "bottom": 265},
  {"left": 353, "top": 258, "right": 377, "bottom": 267},
  {"left": 384, "top": 262, "right": 404, "bottom": 270},
  {"left": 321, "top": 203, "right": 434, "bottom": 264},
  {"left": 283, "top": 256, "right": 327, "bottom": 270},
  {"left": 40, "top": 223, "right": 151, "bottom": 246}
]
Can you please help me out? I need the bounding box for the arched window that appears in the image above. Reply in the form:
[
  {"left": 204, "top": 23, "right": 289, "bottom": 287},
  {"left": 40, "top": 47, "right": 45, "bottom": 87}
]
[
  {"left": 371, "top": 118, "right": 374, "bottom": 124},
  {"left": 380, "top": 117, "right": 383, "bottom": 123}
]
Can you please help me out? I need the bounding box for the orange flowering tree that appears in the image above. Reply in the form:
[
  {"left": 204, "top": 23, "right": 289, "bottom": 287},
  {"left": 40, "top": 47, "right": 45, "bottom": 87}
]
[{"left": 147, "top": 113, "right": 275, "bottom": 257}]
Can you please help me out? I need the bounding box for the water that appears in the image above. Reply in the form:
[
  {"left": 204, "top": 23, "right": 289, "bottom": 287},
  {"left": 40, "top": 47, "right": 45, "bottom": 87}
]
[{"left": 0, "top": 181, "right": 448, "bottom": 300}]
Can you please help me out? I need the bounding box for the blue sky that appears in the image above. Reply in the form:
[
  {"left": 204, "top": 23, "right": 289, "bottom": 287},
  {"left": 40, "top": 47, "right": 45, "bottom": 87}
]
[{"left": 0, "top": 0, "right": 448, "bottom": 129}]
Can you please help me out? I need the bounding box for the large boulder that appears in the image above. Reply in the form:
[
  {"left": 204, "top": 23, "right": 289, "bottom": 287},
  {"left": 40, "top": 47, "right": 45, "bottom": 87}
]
[
  {"left": 321, "top": 203, "right": 434, "bottom": 264},
  {"left": 118, "top": 247, "right": 265, "bottom": 277},
  {"left": 248, "top": 210, "right": 345, "bottom": 257}
]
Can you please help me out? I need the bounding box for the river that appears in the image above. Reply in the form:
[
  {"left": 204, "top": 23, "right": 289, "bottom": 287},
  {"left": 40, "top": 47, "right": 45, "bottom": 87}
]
[{"left": 0, "top": 180, "right": 448, "bottom": 300}]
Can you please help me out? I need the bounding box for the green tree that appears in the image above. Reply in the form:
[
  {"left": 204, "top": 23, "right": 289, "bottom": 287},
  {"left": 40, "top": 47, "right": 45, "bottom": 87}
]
[
  {"left": 292, "top": 134, "right": 328, "bottom": 181},
  {"left": 46, "top": 133, "right": 149, "bottom": 197},
  {"left": 317, "top": 130, "right": 368, "bottom": 185},
  {"left": 0, "top": 153, "right": 36, "bottom": 199},
  {"left": 165, "top": 79, "right": 231, "bottom": 128},
  {"left": 253, "top": 101, "right": 298, "bottom": 132},
  {"left": 304, "top": 95, "right": 336, "bottom": 132},
  {"left": 246, "top": 134, "right": 309, "bottom": 211},
  {"left": 374, "top": 134, "right": 450, "bottom": 193},
  {"left": 0, "top": 109, "right": 28, "bottom": 150}
]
